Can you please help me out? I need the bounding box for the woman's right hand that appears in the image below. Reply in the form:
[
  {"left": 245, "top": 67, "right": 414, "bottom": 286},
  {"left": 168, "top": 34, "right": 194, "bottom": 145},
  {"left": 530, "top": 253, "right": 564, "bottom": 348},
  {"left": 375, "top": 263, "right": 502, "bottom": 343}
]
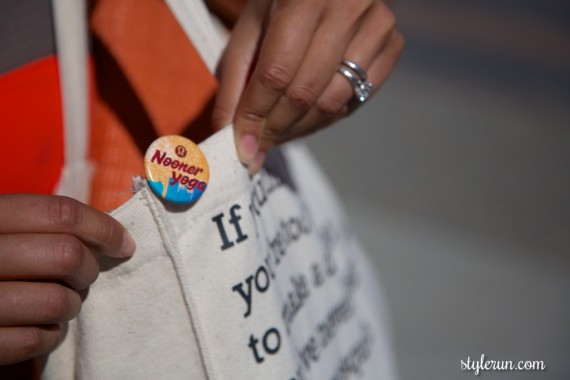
[{"left": 0, "top": 194, "right": 135, "bottom": 365}]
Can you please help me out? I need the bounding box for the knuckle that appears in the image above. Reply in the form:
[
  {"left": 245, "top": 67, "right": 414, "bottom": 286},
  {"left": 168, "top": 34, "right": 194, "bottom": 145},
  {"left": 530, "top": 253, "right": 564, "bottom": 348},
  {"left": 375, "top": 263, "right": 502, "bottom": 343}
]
[
  {"left": 98, "top": 216, "right": 122, "bottom": 249},
  {"left": 17, "top": 327, "right": 44, "bottom": 358},
  {"left": 239, "top": 108, "right": 266, "bottom": 125},
  {"left": 43, "top": 285, "right": 71, "bottom": 321},
  {"left": 257, "top": 63, "right": 292, "bottom": 93},
  {"left": 47, "top": 196, "right": 81, "bottom": 229},
  {"left": 51, "top": 236, "right": 84, "bottom": 277},
  {"left": 316, "top": 95, "right": 346, "bottom": 117},
  {"left": 286, "top": 85, "right": 319, "bottom": 111}
]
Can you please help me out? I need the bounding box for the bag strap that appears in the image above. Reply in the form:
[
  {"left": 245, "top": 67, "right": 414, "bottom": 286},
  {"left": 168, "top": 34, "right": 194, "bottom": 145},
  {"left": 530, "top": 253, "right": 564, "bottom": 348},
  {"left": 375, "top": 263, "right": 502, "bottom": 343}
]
[
  {"left": 52, "top": 0, "right": 93, "bottom": 202},
  {"left": 164, "top": 0, "right": 227, "bottom": 73}
]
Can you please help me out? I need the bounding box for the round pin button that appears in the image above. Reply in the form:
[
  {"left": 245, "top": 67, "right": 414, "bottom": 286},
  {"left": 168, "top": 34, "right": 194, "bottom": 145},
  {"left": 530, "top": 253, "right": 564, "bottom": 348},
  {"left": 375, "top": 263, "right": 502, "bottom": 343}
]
[{"left": 144, "top": 135, "right": 209, "bottom": 204}]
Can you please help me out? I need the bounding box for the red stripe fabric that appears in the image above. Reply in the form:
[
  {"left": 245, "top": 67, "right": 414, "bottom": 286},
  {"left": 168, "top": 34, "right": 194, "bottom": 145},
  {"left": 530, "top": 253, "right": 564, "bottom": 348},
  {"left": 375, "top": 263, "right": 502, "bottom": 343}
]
[{"left": 0, "top": 56, "right": 64, "bottom": 195}]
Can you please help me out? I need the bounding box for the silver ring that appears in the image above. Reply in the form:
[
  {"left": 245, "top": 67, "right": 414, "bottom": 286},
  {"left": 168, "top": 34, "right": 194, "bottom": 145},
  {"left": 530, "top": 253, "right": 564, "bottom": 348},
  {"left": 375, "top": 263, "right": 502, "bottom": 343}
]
[
  {"left": 341, "top": 59, "right": 368, "bottom": 81},
  {"left": 337, "top": 66, "right": 373, "bottom": 103}
]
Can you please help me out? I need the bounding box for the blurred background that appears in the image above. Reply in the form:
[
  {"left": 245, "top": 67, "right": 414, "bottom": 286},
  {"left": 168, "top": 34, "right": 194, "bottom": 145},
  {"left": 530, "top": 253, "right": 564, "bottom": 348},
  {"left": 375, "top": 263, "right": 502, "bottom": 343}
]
[{"left": 306, "top": 1, "right": 570, "bottom": 379}]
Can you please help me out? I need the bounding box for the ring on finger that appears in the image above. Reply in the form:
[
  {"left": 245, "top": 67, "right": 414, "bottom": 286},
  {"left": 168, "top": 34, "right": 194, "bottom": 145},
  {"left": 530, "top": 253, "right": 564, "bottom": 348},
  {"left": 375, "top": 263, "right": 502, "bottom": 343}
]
[
  {"left": 341, "top": 59, "right": 368, "bottom": 81},
  {"left": 337, "top": 66, "right": 373, "bottom": 104}
]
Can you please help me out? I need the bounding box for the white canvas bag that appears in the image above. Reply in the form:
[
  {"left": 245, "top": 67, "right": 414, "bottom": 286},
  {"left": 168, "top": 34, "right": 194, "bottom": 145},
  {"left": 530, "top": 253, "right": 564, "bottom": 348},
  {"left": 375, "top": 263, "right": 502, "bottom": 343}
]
[
  {"left": 44, "top": 1, "right": 396, "bottom": 379},
  {"left": 44, "top": 127, "right": 396, "bottom": 379}
]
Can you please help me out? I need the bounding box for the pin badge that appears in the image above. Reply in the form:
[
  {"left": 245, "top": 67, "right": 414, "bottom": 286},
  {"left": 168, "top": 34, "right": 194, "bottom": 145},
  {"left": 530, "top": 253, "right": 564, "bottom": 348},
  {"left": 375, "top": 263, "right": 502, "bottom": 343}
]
[{"left": 144, "top": 135, "right": 209, "bottom": 204}]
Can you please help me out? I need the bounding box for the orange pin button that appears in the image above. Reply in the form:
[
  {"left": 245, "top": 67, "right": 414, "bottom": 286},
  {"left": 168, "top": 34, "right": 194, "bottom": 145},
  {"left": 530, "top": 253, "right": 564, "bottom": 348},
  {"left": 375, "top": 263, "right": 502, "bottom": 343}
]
[{"left": 144, "top": 135, "right": 209, "bottom": 204}]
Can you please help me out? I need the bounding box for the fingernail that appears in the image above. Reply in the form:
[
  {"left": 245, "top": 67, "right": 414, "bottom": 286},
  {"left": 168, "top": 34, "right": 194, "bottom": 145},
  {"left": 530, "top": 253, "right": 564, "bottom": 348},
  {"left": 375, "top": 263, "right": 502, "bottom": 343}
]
[
  {"left": 238, "top": 134, "right": 258, "bottom": 164},
  {"left": 248, "top": 150, "right": 266, "bottom": 175},
  {"left": 118, "top": 231, "right": 136, "bottom": 258}
]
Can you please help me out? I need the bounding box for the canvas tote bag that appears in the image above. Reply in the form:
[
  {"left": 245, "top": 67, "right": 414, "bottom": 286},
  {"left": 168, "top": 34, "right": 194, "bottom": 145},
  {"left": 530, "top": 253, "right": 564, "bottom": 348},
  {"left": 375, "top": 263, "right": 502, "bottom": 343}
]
[{"left": 44, "top": 1, "right": 397, "bottom": 379}]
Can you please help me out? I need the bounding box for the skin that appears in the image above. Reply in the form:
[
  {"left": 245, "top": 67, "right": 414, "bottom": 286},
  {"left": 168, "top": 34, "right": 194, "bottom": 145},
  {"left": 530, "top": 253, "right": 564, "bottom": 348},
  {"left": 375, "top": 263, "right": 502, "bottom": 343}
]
[
  {"left": 213, "top": 0, "right": 404, "bottom": 174},
  {"left": 0, "top": 195, "right": 135, "bottom": 366}
]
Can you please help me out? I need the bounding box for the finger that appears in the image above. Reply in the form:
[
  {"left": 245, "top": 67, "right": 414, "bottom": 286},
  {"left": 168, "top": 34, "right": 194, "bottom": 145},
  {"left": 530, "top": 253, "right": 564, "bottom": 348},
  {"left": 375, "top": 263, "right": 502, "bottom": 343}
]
[
  {"left": 0, "top": 195, "right": 135, "bottom": 258},
  {"left": 0, "top": 282, "right": 82, "bottom": 326},
  {"left": 314, "top": 2, "right": 397, "bottom": 110},
  {"left": 264, "top": 0, "right": 382, "bottom": 138},
  {"left": 233, "top": 0, "right": 322, "bottom": 164},
  {"left": 261, "top": 18, "right": 351, "bottom": 140},
  {"left": 273, "top": 1, "right": 397, "bottom": 141},
  {"left": 339, "top": 0, "right": 396, "bottom": 79},
  {"left": 0, "top": 234, "right": 99, "bottom": 290},
  {"left": 212, "top": 1, "right": 268, "bottom": 130},
  {"left": 0, "top": 325, "right": 62, "bottom": 365},
  {"left": 281, "top": 28, "right": 404, "bottom": 141},
  {"left": 361, "top": 28, "right": 405, "bottom": 99}
]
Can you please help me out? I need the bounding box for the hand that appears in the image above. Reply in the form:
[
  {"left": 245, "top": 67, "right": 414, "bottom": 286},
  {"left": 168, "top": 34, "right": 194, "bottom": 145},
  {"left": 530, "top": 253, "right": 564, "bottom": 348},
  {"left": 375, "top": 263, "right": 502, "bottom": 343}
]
[
  {"left": 0, "top": 195, "right": 135, "bottom": 366},
  {"left": 213, "top": 0, "right": 404, "bottom": 173}
]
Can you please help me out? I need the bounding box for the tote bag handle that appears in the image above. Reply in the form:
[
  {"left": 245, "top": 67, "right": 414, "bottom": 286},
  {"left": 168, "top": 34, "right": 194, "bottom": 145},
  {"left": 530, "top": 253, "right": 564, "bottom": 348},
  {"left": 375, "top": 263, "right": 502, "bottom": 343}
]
[
  {"left": 164, "top": 0, "right": 227, "bottom": 73},
  {"left": 52, "top": 0, "right": 92, "bottom": 202}
]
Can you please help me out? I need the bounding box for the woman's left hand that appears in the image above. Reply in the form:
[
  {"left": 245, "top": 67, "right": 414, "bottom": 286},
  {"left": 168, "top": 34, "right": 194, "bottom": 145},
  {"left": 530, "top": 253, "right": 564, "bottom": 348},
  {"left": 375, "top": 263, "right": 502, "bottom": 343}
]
[{"left": 213, "top": 0, "right": 404, "bottom": 173}]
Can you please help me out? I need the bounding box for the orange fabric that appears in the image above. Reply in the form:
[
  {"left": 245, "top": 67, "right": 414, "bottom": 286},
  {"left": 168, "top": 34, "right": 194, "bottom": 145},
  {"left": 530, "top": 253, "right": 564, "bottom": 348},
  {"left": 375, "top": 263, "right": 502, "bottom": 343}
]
[
  {"left": 89, "top": 0, "right": 218, "bottom": 211},
  {"left": 89, "top": 92, "right": 146, "bottom": 210},
  {"left": 0, "top": 56, "right": 64, "bottom": 195}
]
